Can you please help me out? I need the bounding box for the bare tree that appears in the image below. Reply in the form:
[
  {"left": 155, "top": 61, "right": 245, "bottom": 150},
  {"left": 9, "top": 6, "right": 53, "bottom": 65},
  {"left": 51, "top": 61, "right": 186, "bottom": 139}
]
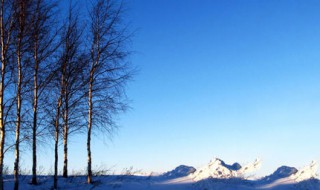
[
  {"left": 0, "top": 0, "right": 133, "bottom": 188},
  {"left": 29, "top": 0, "right": 57, "bottom": 184},
  {"left": 60, "top": 2, "right": 86, "bottom": 178},
  {"left": 44, "top": 3, "right": 88, "bottom": 187},
  {"left": 86, "top": 0, "right": 132, "bottom": 184},
  {"left": 12, "top": 0, "right": 32, "bottom": 189},
  {"left": 0, "top": 0, "right": 14, "bottom": 189},
  {"left": 51, "top": 3, "right": 85, "bottom": 184}
]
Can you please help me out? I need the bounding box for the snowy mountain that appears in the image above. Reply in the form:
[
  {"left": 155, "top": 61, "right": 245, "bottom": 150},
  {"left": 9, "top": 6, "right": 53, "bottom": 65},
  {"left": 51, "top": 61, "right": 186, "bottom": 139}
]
[
  {"left": 190, "top": 158, "right": 261, "bottom": 181},
  {"left": 162, "top": 165, "right": 196, "bottom": 178}
]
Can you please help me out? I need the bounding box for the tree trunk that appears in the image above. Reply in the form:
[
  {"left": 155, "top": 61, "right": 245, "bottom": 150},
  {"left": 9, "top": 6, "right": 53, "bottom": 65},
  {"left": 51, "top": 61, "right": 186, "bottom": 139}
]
[
  {"left": 0, "top": 57, "right": 5, "bottom": 190},
  {"left": 54, "top": 97, "right": 61, "bottom": 190},
  {"left": 32, "top": 45, "right": 39, "bottom": 185},
  {"left": 62, "top": 97, "right": 68, "bottom": 178},
  {"left": 62, "top": 124, "right": 68, "bottom": 178},
  {"left": 14, "top": 2, "right": 25, "bottom": 186},
  {"left": 14, "top": 39, "right": 22, "bottom": 190},
  {"left": 0, "top": 1, "right": 6, "bottom": 189},
  {"left": 87, "top": 70, "right": 94, "bottom": 184}
]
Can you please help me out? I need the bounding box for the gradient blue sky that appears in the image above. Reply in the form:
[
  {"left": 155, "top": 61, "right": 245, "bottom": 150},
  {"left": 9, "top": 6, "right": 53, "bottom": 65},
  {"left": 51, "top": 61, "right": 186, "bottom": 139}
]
[
  {"left": 114, "top": 0, "right": 320, "bottom": 175},
  {"left": 7, "top": 0, "right": 320, "bottom": 176}
]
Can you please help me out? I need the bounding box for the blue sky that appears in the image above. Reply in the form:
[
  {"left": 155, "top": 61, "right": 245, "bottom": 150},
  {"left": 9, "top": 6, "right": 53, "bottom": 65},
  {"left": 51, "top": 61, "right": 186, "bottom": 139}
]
[
  {"left": 6, "top": 0, "right": 320, "bottom": 176},
  {"left": 109, "top": 0, "right": 320, "bottom": 175}
]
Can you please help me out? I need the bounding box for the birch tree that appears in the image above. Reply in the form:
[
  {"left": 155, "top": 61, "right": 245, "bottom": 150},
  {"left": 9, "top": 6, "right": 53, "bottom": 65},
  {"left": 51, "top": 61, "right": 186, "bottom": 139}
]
[
  {"left": 60, "top": 3, "right": 86, "bottom": 178},
  {"left": 87, "top": 0, "right": 132, "bottom": 184},
  {"left": 12, "top": 0, "right": 33, "bottom": 189},
  {"left": 29, "top": 0, "right": 57, "bottom": 184},
  {"left": 0, "top": 0, "right": 14, "bottom": 189}
]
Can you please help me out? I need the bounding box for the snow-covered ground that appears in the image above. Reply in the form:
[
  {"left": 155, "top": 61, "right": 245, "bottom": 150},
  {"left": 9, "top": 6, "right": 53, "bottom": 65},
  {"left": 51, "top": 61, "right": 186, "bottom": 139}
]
[{"left": 4, "top": 158, "right": 320, "bottom": 190}]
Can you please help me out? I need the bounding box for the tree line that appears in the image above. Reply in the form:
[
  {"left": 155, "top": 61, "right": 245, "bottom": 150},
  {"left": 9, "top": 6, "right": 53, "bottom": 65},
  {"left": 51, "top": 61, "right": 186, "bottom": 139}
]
[{"left": 0, "top": 0, "right": 132, "bottom": 189}]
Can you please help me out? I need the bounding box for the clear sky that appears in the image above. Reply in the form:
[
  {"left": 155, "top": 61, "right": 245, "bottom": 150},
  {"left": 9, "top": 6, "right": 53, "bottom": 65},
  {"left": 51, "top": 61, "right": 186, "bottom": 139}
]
[{"left": 6, "top": 0, "right": 320, "bottom": 176}]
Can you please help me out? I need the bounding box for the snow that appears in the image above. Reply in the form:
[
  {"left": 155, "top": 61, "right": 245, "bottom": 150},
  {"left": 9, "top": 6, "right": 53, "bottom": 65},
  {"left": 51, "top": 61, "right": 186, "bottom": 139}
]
[
  {"left": 290, "top": 161, "right": 319, "bottom": 182},
  {"left": 3, "top": 158, "right": 320, "bottom": 190},
  {"left": 261, "top": 166, "right": 298, "bottom": 182},
  {"left": 190, "top": 158, "right": 261, "bottom": 181},
  {"left": 162, "top": 165, "right": 196, "bottom": 178}
]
